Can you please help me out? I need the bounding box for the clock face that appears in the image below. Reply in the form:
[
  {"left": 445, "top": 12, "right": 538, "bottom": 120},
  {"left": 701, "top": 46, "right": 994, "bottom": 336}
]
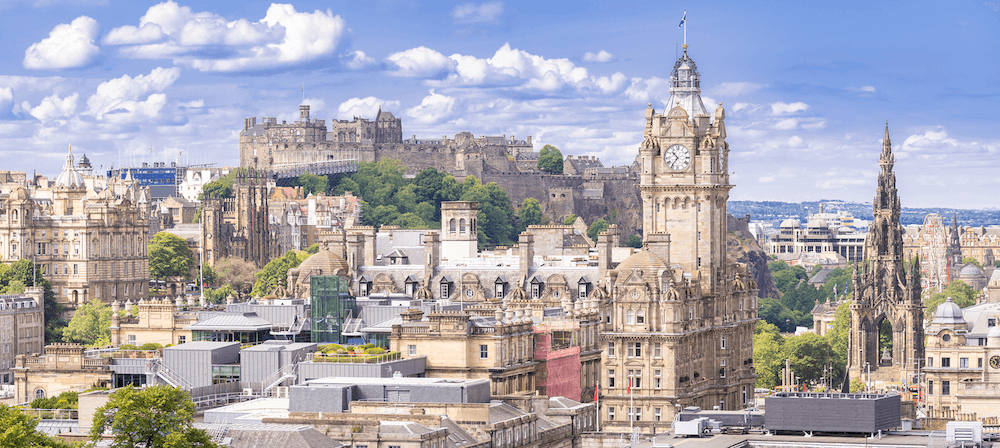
[
  {"left": 465, "top": 289, "right": 474, "bottom": 298},
  {"left": 664, "top": 144, "right": 691, "bottom": 171},
  {"left": 553, "top": 290, "right": 561, "bottom": 298},
  {"left": 990, "top": 355, "right": 1000, "bottom": 369}
]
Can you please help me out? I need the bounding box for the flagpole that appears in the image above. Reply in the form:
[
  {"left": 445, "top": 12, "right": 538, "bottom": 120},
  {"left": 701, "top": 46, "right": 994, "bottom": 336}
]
[
  {"left": 629, "top": 372, "right": 634, "bottom": 434},
  {"left": 595, "top": 383, "right": 600, "bottom": 432}
]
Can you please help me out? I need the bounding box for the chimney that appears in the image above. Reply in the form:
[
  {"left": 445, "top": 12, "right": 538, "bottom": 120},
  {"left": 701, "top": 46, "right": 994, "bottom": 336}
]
[
  {"left": 423, "top": 231, "right": 440, "bottom": 280},
  {"left": 645, "top": 232, "right": 671, "bottom": 263},
  {"left": 598, "top": 228, "right": 614, "bottom": 280},
  {"left": 518, "top": 232, "right": 534, "bottom": 283}
]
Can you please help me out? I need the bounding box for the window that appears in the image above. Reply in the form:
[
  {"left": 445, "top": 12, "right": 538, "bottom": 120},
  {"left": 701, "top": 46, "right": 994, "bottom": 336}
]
[
  {"left": 626, "top": 310, "right": 634, "bottom": 325},
  {"left": 653, "top": 342, "right": 661, "bottom": 358},
  {"left": 654, "top": 369, "right": 662, "bottom": 389},
  {"left": 627, "top": 342, "right": 641, "bottom": 358},
  {"left": 356, "top": 445, "right": 368, "bottom": 448},
  {"left": 178, "top": 336, "right": 186, "bottom": 344},
  {"left": 578, "top": 283, "right": 587, "bottom": 300},
  {"left": 440, "top": 282, "right": 449, "bottom": 298},
  {"left": 627, "top": 369, "right": 641, "bottom": 389},
  {"left": 960, "top": 357, "right": 969, "bottom": 368},
  {"left": 480, "top": 344, "right": 489, "bottom": 359},
  {"left": 495, "top": 283, "right": 504, "bottom": 298},
  {"left": 607, "top": 369, "right": 615, "bottom": 388},
  {"left": 608, "top": 407, "right": 615, "bottom": 420},
  {"left": 531, "top": 283, "right": 540, "bottom": 299},
  {"left": 942, "top": 381, "right": 950, "bottom": 395},
  {"left": 636, "top": 309, "right": 645, "bottom": 324},
  {"left": 979, "top": 358, "right": 984, "bottom": 368},
  {"left": 942, "top": 357, "right": 951, "bottom": 368},
  {"left": 127, "top": 335, "right": 136, "bottom": 345},
  {"left": 35, "top": 389, "right": 45, "bottom": 399},
  {"left": 654, "top": 407, "right": 661, "bottom": 421},
  {"left": 607, "top": 342, "right": 615, "bottom": 357},
  {"left": 928, "top": 381, "right": 934, "bottom": 395},
  {"left": 408, "top": 345, "right": 417, "bottom": 356},
  {"left": 927, "top": 357, "right": 934, "bottom": 367},
  {"left": 628, "top": 407, "right": 641, "bottom": 421},
  {"left": 721, "top": 335, "right": 727, "bottom": 349},
  {"left": 73, "top": 264, "right": 78, "bottom": 275}
]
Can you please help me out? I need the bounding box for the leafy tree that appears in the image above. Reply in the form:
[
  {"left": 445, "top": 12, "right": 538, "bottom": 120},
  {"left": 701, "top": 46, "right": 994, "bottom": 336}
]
[
  {"left": 783, "top": 332, "right": 829, "bottom": 384},
  {"left": 251, "top": 251, "right": 309, "bottom": 297},
  {"left": 198, "top": 170, "right": 236, "bottom": 200},
  {"left": 305, "top": 243, "right": 320, "bottom": 254},
  {"left": 90, "top": 385, "right": 216, "bottom": 448},
  {"left": 925, "top": 280, "right": 977, "bottom": 316},
  {"left": 203, "top": 285, "right": 234, "bottom": 304},
  {"left": 149, "top": 233, "right": 194, "bottom": 281},
  {"left": 753, "top": 321, "right": 785, "bottom": 389},
  {"left": 440, "top": 175, "right": 463, "bottom": 202},
  {"left": 459, "top": 178, "right": 516, "bottom": 248},
  {"left": 517, "top": 198, "right": 544, "bottom": 233},
  {"left": 537, "top": 144, "right": 564, "bottom": 174},
  {"left": 0, "top": 260, "right": 62, "bottom": 342},
  {"left": 625, "top": 235, "right": 642, "bottom": 248},
  {"left": 198, "top": 263, "right": 217, "bottom": 287},
  {"left": 390, "top": 212, "right": 428, "bottom": 229},
  {"left": 292, "top": 172, "right": 329, "bottom": 195},
  {"left": 214, "top": 257, "right": 258, "bottom": 299},
  {"left": 587, "top": 218, "right": 609, "bottom": 242},
  {"left": 0, "top": 404, "right": 72, "bottom": 448},
  {"left": 62, "top": 300, "right": 113, "bottom": 347},
  {"left": 961, "top": 257, "right": 983, "bottom": 269},
  {"left": 562, "top": 214, "right": 576, "bottom": 225}
]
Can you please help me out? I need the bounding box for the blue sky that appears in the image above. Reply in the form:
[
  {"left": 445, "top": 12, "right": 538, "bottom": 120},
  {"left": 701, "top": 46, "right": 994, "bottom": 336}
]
[{"left": 1, "top": 0, "right": 998, "bottom": 208}]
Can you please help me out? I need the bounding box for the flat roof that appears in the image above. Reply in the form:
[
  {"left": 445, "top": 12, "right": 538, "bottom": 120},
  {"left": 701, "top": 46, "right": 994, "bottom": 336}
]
[
  {"left": 164, "top": 341, "right": 241, "bottom": 351},
  {"left": 304, "top": 376, "right": 489, "bottom": 387}
]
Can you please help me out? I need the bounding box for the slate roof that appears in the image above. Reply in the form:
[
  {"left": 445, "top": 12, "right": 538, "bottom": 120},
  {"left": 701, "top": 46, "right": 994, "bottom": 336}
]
[{"left": 185, "top": 312, "right": 272, "bottom": 331}]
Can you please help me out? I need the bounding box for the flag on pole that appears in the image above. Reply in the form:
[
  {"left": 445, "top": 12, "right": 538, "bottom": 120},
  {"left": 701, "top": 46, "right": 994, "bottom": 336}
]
[
  {"left": 627, "top": 377, "right": 632, "bottom": 395},
  {"left": 594, "top": 384, "right": 599, "bottom": 402},
  {"left": 678, "top": 11, "right": 686, "bottom": 28}
]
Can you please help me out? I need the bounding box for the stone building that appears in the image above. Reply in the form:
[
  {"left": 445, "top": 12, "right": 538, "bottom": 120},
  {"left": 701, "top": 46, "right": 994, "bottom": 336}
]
[
  {"left": 0, "top": 288, "right": 45, "bottom": 385},
  {"left": 903, "top": 214, "right": 964, "bottom": 293},
  {"left": 0, "top": 148, "right": 152, "bottom": 309},
  {"left": 769, "top": 215, "right": 866, "bottom": 263},
  {"left": 847, "top": 124, "right": 924, "bottom": 385},
  {"left": 12, "top": 343, "right": 112, "bottom": 404},
  {"left": 199, "top": 167, "right": 279, "bottom": 268},
  {"left": 108, "top": 297, "right": 198, "bottom": 347},
  {"left": 597, "top": 45, "right": 758, "bottom": 432}
]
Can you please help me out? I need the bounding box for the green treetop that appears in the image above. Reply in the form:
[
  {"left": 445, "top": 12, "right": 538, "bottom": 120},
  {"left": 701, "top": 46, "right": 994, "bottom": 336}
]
[
  {"left": 537, "top": 144, "right": 564, "bottom": 174},
  {"left": 149, "top": 233, "right": 194, "bottom": 282},
  {"left": 90, "top": 385, "right": 215, "bottom": 448}
]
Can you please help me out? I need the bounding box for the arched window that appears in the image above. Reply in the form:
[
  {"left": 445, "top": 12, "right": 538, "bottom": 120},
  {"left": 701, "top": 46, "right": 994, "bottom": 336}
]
[
  {"left": 35, "top": 389, "right": 45, "bottom": 399},
  {"left": 450, "top": 219, "right": 456, "bottom": 232},
  {"left": 460, "top": 218, "right": 466, "bottom": 233}
]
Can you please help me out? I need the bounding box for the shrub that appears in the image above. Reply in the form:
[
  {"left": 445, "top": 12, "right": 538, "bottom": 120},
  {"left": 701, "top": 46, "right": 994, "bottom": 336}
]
[
  {"left": 364, "top": 347, "right": 385, "bottom": 355},
  {"left": 139, "top": 343, "right": 163, "bottom": 351},
  {"left": 345, "top": 346, "right": 356, "bottom": 352},
  {"left": 336, "top": 349, "right": 347, "bottom": 355},
  {"left": 119, "top": 344, "right": 139, "bottom": 351},
  {"left": 361, "top": 343, "right": 375, "bottom": 349}
]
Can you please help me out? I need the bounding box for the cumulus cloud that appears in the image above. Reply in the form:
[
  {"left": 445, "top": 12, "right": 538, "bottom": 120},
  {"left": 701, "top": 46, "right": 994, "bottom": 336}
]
[
  {"left": 452, "top": 1, "right": 503, "bottom": 24},
  {"left": 712, "top": 82, "right": 764, "bottom": 97},
  {"left": 23, "top": 16, "right": 100, "bottom": 70},
  {"left": 386, "top": 46, "right": 453, "bottom": 78},
  {"left": 0, "top": 87, "right": 12, "bottom": 113},
  {"left": 85, "top": 67, "right": 181, "bottom": 120},
  {"left": 900, "top": 127, "right": 958, "bottom": 153},
  {"left": 774, "top": 118, "right": 798, "bottom": 130},
  {"left": 624, "top": 77, "right": 670, "bottom": 103},
  {"left": 388, "top": 43, "right": 628, "bottom": 95},
  {"left": 406, "top": 90, "right": 456, "bottom": 125},
  {"left": 25, "top": 92, "right": 79, "bottom": 122},
  {"left": 105, "top": 2, "right": 347, "bottom": 72},
  {"left": 337, "top": 97, "right": 400, "bottom": 120},
  {"left": 343, "top": 51, "right": 376, "bottom": 70},
  {"left": 770, "top": 101, "right": 809, "bottom": 114},
  {"left": 861, "top": 86, "right": 876, "bottom": 93},
  {"left": 583, "top": 50, "right": 615, "bottom": 63}
]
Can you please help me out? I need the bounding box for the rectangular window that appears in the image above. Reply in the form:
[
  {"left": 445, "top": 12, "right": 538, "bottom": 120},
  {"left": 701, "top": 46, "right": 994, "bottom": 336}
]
[
  {"left": 579, "top": 284, "right": 587, "bottom": 300},
  {"left": 73, "top": 264, "right": 78, "bottom": 275},
  {"left": 531, "top": 284, "right": 540, "bottom": 299},
  {"left": 408, "top": 344, "right": 417, "bottom": 356},
  {"left": 439, "top": 283, "right": 448, "bottom": 298},
  {"left": 636, "top": 309, "right": 645, "bottom": 324},
  {"left": 653, "top": 342, "right": 661, "bottom": 358},
  {"left": 480, "top": 344, "right": 489, "bottom": 359},
  {"left": 607, "top": 342, "right": 615, "bottom": 357},
  {"left": 721, "top": 335, "right": 727, "bottom": 349},
  {"left": 654, "top": 369, "right": 662, "bottom": 389},
  {"left": 608, "top": 369, "right": 615, "bottom": 388},
  {"left": 927, "top": 357, "right": 933, "bottom": 367},
  {"left": 127, "top": 335, "right": 136, "bottom": 345},
  {"left": 628, "top": 369, "right": 641, "bottom": 389},
  {"left": 928, "top": 381, "right": 934, "bottom": 395},
  {"left": 979, "top": 358, "right": 984, "bottom": 368},
  {"left": 628, "top": 342, "right": 641, "bottom": 358},
  {"left": 178, "top": 336, "right": 186, "bottom": 344},
  {"left": 960, "top": 357, "right": 969, "bottom": 368},
  {"left": 942, "top": 381, "right": 950, "bottom": 395},
  {"left": 608, "top": 407, "right": 615, "bottom": 421},
  {"left": 626, "top": 310, "right": 634, "bottom": 325},
  {"left": 654, "top": 407, "right": 661, "bottom": 421},
  {"left": 942, "top": 358, "right": 951, "bottom": 368},
  {"left": 496, "top": 284, "right": 504, "bottom": 298}
]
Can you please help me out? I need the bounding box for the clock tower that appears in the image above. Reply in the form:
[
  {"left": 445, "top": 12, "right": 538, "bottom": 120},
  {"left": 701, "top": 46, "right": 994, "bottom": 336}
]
[{"left": 638, "top": 45, "right": 730, "bottom": 297}]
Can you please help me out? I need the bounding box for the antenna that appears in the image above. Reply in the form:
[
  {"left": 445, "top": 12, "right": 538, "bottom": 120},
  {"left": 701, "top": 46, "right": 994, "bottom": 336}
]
[{"left": 302, "top": 85, "right": 305, "bottom": 103}]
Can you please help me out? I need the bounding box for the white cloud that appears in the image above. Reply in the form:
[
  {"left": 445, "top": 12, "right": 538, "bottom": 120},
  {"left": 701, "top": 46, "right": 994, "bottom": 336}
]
[
  {"left": 861, "top": 86, "right": 876, "bottom": 93},
  {"left": 23, "top": 16, "right": 100, "bottom": 70},
  {"left": 787, "top": 136, "right": 805, "bottom": 147},
  {"left": 774, "top": 118, "right": 798, "bottom": 130},
  {"left": 900, "top": 127, "right": 958, "bottom": 152},
  {"left": 583, "top": 50, "right": 615, "bottom": 63},
  {"left": 451, "top": 1, "right": 504, "bottom": 24},
  {"left": 86, "top": 67, "right": 181, "bottom": 120},
  {"left": 337, "top": 97, "right": 400, "bottom": 120},
  {"left": 405, "top": 90, "right": 456, "bottom": 125},
  {"left": 343, "top": 51, "right": 376, "bottom": 70},
  {"left": 386, "top": 46, "right": 453, "bottom": 78},
  {"left": 106, "top": 2, "right": 347, "bottom": 72},
  {"left": 625, "top": 77, "right": 670, "bottom": 103},
  {"left": 25, "top": 92, "right": 79, "bottom": 122},
  {"left": 712, "top": 82, "right": 764, "bottom": 97},
  {"left": 0, "top": 87, "right": 12, "bottom": 114},
  {"left": 770, "top": 101, "right": 809, "bottom": 114}
]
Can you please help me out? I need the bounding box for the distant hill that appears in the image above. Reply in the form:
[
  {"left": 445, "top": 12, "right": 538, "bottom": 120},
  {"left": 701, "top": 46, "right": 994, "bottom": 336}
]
[{"left": 729, "top": 200, "right": 1000, "bottom": 227}]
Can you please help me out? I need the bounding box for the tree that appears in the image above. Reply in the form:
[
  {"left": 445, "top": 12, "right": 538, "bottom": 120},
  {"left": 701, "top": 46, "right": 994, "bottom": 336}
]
[
  {"left": 198, "top": 170, "right": 236, "bottom": 200},
  {"left": 390, "top": 212, "right": 428, "bottom": 229},
  {"left": 961, "top": 257, "right": 983, "bottom": 269},
  {"left": 292, "top": 172, "right": 329, "bottom": 195},
  {"left": 753, "top": 321, "right": 785, "bottom": 389},
  {"left": 783, "top": 332, "right": 829, "bottom": 384},
  {"left": 517, "top": 198, "right": 544, "bottom": 233},
  {"left": 214, "top": 257, "right": 258, "bottom": 299},
  {"left": 90, "top": 385, "right": 216, "bottom": 448},
  {"left": 62, "top": 300, "right": 113, "bottom": 347},
  {"left": 587, "top": 218, "right": 609, "bottom": 242},
  {"left": 537, "top": 144, "right": 564, "bottom": 174},
  {"left": 0, "top": 404, "right": 71, "bottom": 448},
  {"left": 562, "top": 214, "right": 576, "bottom": 225},
  {"left": 925, "top": 280, "right": 977, "bottom": 316},
  {"left": 0, "top": 260, "right": 62, "bottom": 342},
  {"left": 625, "top": 235, "right": 642, "bottom": 248},
  {"left": 251, "top": 251, "right": 309, "bottom": 297},
  {"left": 149, "top": 233, "right": 194, "bottom": 282},
  {"left": 305, "top": 243, "right": 320, "bottom": 254}
]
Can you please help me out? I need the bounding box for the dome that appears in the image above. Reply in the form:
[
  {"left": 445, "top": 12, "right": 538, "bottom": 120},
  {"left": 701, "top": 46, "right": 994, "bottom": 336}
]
[
  {"left": 959, "top": 264, "right": 983, "bottom": 277},
  {"left": 55, "top": 146, "right": 85, "bottom": 188},
  {"left": 780, "top": 219, "right": 801, "bottom": 229},
  {"left": 807, "top": 218, "right": 829, "bottom": 229},
  {"left": 615, "top": 250, "right": 668, "bottom": 275},
  {"left": 932, "top": 297, "right": 966, "bottom": 326},
  {"left": 297, "top": 248, "right": 349, "bottom": 277}
]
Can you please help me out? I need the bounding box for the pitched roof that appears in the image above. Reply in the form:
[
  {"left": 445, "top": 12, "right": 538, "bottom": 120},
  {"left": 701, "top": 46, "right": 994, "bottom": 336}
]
[{"left": 185, "top": 312, "right": 272, "bottom": 331}]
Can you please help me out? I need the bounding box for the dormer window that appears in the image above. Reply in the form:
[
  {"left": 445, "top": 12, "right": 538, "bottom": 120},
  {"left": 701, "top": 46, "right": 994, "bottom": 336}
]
[
  {"left": 440, "top": 276, "right": 453, "bottom": 298},
  {"left": 404, "top": 276, "right": 418, "bottom": 296},
  {"left": 359, "top": 275, "right": 372, "bottom": 297},
  {"left": 577, "top": 277, "right": 591, "bottom": 300},
  {"left": 530, "top": 277, "right": 543, "bottom": 299},
  {"left": 494, "top": 276, "right": 508, "bottom": 299}
]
